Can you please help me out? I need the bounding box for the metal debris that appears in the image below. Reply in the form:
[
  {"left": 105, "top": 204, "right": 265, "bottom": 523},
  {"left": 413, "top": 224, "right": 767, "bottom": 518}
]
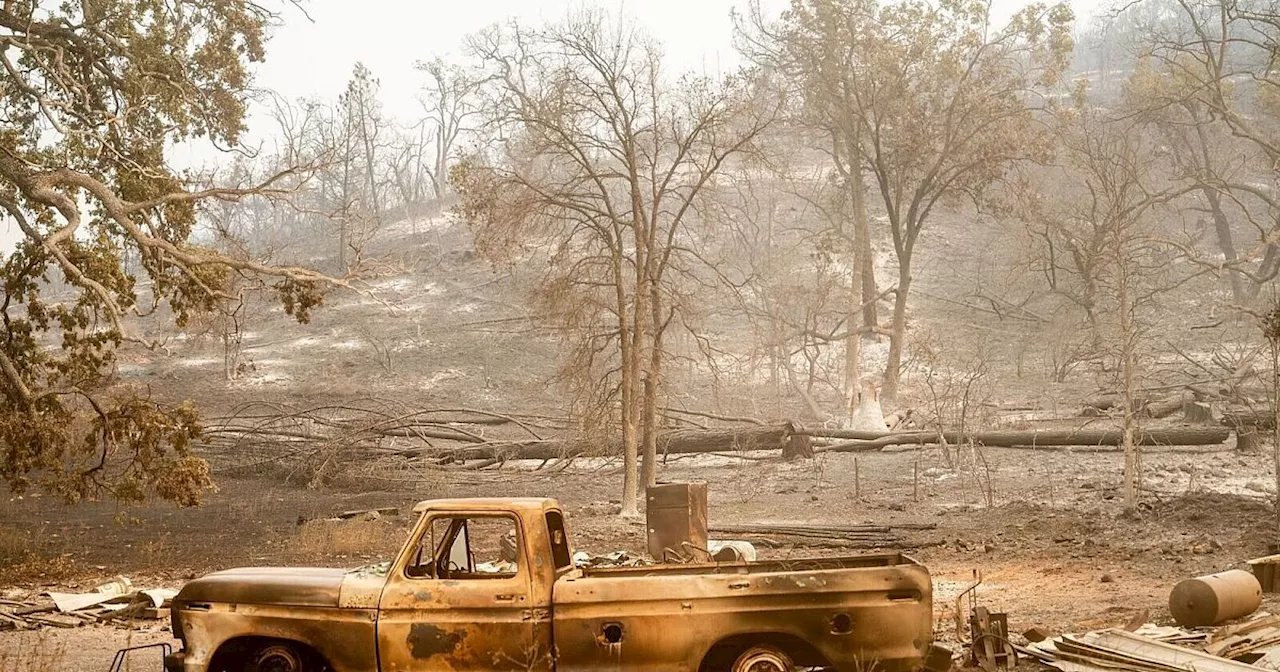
[
  {"left": 1170, "top": 570, "right": 1262, "bottom": 627},
  {"left": 0, "top": 579, "right": 177, "bottom": 631},
  {"left": 571, "top": 550, "right": 648, "bottom": 568},
  {"left": 708, "top": 540, "right": 757, "bottom": 562},
  {"left": 969, "top": 606, "right": 1016, "bottom": 671},
  {"left": 1026, "top": 628, "right": 1263, "bottom": 672},
  {"left": 1249, "top": 555, "right": 1280, "bottom": 593},
  {"left": 1208, "top": 614, "right": 1280, "bottom": 660},
  {"left": 1130, "top": 623, "right": 1208, "bottom": 645},
  {"left": 925, "top": 643, "right": 957, "bottom": 672},
  {"left": 645, "top": 481, "right": 708, "bottom": 559},
  {"left": 1025, "top": 627, "right": 1056, "bottom": 643},
  {"left": 337, "top": 507, "right": 401, "bottom": 520},
  {"left": 46, "top": 576, "right": 132, "bottom": 612}
]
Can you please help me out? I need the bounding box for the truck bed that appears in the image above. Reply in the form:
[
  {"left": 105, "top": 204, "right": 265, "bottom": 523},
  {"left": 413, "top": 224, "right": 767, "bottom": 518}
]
[{"left": 552, "top": 552, "right": 932, "bottom": 672}]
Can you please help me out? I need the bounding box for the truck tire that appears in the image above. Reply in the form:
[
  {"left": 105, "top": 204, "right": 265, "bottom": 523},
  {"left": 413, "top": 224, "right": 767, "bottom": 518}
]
[
  {"left": 731, "top": 645, "right": 794, "bottom": 672},
  {"left": 247, "top": 642, "right": 309, "bottom": 672}
]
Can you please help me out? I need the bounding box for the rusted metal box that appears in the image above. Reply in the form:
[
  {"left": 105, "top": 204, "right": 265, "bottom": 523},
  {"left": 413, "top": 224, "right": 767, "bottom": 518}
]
[
  {"left": 646, "top": 482, "right": 708, "bottom": 560},
  {"left": 1249, "top": 555, "right": 1280, "bottom": 593}
]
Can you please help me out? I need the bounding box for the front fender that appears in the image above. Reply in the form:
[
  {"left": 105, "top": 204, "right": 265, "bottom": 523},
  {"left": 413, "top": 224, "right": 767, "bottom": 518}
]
[{"left": 174, "top": 603, "right": 378, "bottom": 672}]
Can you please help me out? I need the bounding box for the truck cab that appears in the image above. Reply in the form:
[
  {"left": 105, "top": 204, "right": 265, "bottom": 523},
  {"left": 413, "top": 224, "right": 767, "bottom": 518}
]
[{"left": 373, "top": 498, "right": 569, "bottom": 671}]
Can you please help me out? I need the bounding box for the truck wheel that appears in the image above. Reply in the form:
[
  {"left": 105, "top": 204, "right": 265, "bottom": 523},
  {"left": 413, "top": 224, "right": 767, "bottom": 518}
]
[
  {"left": 248, "top": 642, "right": 307, "bottom": 672},
  {"left": 731, "top": 645, "right": 793, "bottom": 672}
]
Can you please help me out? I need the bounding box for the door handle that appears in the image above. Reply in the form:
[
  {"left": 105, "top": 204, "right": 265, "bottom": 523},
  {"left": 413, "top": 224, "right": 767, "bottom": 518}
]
[{"left": 496, "top": 594, "right": 516, "bottom": 602}]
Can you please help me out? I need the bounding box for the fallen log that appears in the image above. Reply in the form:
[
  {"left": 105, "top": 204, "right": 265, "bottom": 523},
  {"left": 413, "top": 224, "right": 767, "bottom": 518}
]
[
  {"left": 1082, "top": 395, "right": 1120, "bottom": 412},
  {"left": 804, "top": 427, "right": 1230, "bottom": 452},
  {"left": 1081, "top": 392, "right": 1193, "bottom": 419},
  {"left": 1146, "top": 393, "right": 1187, "bottom": 419},
  {"left": 1222, "top": 409, "right": 1276, "bottom": 430},
  {"left": 428, "top": 423, "right": 795, "bottom": 462},
  {"left": 206, "top": 425, "right": 485, "bottom": 444},
  {"left": 745, "top": 537, "right": 902, "bottom": 550},
  {"left": 1005, "top": 444, "right": 1234, "bottom": 453},
  {"left": 711, "top": 523, "right": 892, "bottom": 535}
]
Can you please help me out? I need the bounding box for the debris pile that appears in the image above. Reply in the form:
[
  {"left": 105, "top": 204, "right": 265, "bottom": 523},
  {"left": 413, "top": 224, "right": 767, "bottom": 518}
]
[
  {"left": 572, "top": 550, "right": 648, "bottom": 568},
  {"left": 1209, "top": 615, "right": 1280, "bottom": 663},
  {"left": 0, "top": 577, "right": 176, "bottom": 631},
  {"left": 1026, "top": 628, "right": 1257, "bottom": 672},
  {"left": 1021, "top": 616, "right": 1280, "bottom": 672}
]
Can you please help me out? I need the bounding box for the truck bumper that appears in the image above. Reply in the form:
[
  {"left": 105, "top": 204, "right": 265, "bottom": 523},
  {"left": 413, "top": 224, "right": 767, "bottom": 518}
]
[{"left": 163, "top": 650, "right": 187, "bottom": 672}]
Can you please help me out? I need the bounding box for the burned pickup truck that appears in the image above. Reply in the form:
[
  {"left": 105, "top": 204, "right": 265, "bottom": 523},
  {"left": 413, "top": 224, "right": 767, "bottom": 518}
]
[{"left": 165, "top": 498, "right": 934, "bottom": 672}]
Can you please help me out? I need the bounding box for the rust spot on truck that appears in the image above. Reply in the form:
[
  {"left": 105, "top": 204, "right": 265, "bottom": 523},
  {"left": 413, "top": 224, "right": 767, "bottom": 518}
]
[{"left": 408, "top": 623, "right": 466, "bottom": 658}]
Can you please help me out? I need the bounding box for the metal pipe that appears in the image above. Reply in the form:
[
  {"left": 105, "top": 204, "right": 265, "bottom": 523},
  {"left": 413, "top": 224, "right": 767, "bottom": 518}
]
[{"left": 955, "top": 569, "right": 983, "bottom": 642}]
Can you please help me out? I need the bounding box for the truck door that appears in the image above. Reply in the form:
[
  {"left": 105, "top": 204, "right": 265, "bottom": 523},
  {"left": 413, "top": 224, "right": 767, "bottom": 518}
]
[{"left": 378, "top": 513, "right": 545, "bottom": 671}]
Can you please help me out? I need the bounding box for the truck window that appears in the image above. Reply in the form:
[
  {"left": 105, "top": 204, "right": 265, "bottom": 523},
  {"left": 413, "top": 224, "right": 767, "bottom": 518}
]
[
  {"left": 405, "top": 515, "right": 520, "bottom": 580},
  {"left": 546, "top": 511, "right": 572, "bottom": 570}
]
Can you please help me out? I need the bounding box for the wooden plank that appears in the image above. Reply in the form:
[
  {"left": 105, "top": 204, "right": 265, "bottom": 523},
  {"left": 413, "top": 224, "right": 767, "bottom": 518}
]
[
  {"left": 0, "top": 611, "right": 31, "bottom": 630},
  {"left": 26, "top": 614, "right": 81, "bottom": 628}
]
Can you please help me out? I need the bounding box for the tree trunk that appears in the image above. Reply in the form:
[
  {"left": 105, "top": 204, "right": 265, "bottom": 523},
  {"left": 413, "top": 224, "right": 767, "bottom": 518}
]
[
  {"left": 1204, "top": 187, "right": 1246, "bottom": 303},
  {"left": 1188, "top": 113, "right": 1246, "bottom": 304},
  {"left": 615, "top": 246, "right": 639, "bottom": 518},
  {"left": 359, "top": 92, "right": 382, "bottom": 228},
  {"left": 642, "top": 372, "right": 659, "bottom": 488},
  {"left": 620, "top": 383, "right": 639, "bottom": 518},
  {"left": 1253, "top": 237, "right": 1280, "bottom": 301},
  {"left": 844, "top": 145, "right": 865, "bottom": 414},
  {"left": 1118, "top": 212, "right": 1140, "bottom": 516},
  {"left": 844, "top": 133, "right": 873, "bottom": 416},
  {"left": 340, "top": 113, "right": 352, "bottom": 272},
  {"left": 1238, "top": 428, "right": 1262, "bottom": 453},
  {"left": 1272, "top": 341, "right": 1279, "bottom": 532},
  {"left": 783, "top": 433, "right": 814, "bottom": 460},
  {"left": 847, "top": 128, "right": 877, "bottom": 333},
  {"left": 846, "top": 255, "right": 863, "bottom": 416},
  {"left": 883, "top": 266, "right": 912, "bottom": 403},
  {"left": 856, "top": 208, "right": 877, "bottom": 334}
]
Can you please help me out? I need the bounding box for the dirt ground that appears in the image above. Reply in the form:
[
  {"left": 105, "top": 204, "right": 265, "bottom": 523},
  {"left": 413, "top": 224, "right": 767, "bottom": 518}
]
[{"left": 4, "top": 443, "right": 1278, "bottom": 671}]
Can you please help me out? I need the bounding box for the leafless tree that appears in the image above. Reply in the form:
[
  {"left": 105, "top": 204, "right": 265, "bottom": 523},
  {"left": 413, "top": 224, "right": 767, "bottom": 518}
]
[
  {"left": 453, "top": 10, "right": 775, "bottom": 515},
  {"left": 416, "top": 58, "right": 490, "bottom": 201},
  {"left": 1022, "top": 101, "right": 1193, "bottom": 513}
]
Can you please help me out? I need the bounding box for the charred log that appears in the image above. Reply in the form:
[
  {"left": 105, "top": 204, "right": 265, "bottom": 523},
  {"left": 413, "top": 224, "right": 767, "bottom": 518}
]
[
  {"left": 803, "top": 427, "right": 1230, "bottom": 452},
  {"left": 432, "top": 424, "right": 795, "bottom": 462}
]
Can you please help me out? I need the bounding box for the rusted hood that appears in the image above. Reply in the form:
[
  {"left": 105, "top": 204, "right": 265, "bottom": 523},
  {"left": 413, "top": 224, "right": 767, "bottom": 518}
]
[{"left": 176, "top": 567, "right": 347, "bottom": 608}]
